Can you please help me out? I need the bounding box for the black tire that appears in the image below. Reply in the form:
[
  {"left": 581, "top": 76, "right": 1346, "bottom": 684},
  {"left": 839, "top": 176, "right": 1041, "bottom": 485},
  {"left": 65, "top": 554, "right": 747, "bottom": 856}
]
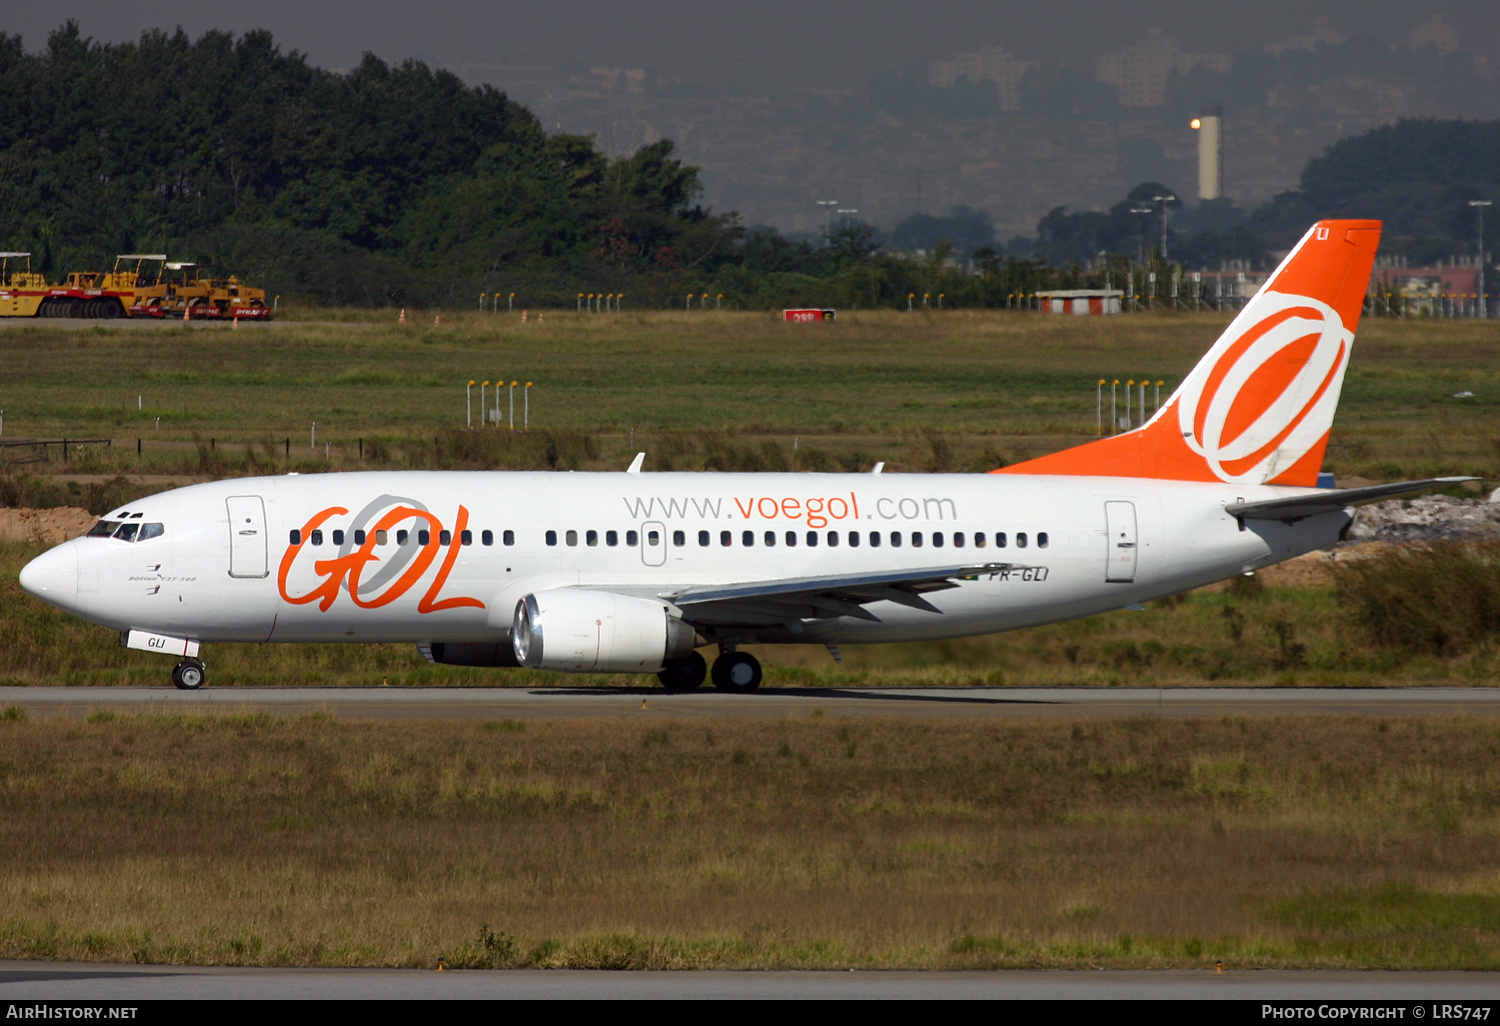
[
  {"left": 104, "top": 300, "right": 124, "bottom": 319},
  {"left": 711, "top": 651, "right": 762, "bottom": 692},
  {"left": 658, "top": 650, "right": 707, "bottom": 692},
  {"left": 171, "top": 659, "right": 206, "bottom": 691},
  {"left": 67, "top": 299, "right": 85, "bottom": 318}
]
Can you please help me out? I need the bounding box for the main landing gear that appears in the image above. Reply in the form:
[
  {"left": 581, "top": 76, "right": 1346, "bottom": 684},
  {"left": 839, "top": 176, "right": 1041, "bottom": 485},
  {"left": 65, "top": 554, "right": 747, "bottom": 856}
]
[
  {"left": 711, "top": 650, "right": 761, "bottom": 692},
  {"left": 655, "top": 649, "right": 763, "bottom": 692},
  {"left": 658, "top": 651, "right": 707, "bottom": 692},
  {"left": 171, "top": 658, "right": 206, "bottom": 690}
]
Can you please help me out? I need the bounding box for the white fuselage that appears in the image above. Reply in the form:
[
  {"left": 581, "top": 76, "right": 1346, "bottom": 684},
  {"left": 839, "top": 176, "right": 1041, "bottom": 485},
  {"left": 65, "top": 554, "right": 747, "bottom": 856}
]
[{"left": 20, "top": 470, "right": 1349, "bottom": 648}]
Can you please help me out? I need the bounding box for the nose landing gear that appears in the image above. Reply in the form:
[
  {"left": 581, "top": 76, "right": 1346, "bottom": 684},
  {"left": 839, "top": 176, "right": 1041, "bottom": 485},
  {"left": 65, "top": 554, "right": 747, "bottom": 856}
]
[
  {"left": 171, "top": 658, "right": 206, "bottom": 690},
  {"left": 711, "top": 650, "right": 762, "bottom": 692}
]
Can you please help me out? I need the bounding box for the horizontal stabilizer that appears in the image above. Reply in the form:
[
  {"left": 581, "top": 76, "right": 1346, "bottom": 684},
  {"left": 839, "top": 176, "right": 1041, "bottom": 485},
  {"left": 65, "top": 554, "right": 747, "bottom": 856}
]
[{"left": 1224, "top": 477, "right": 1477, "bottom": 523}]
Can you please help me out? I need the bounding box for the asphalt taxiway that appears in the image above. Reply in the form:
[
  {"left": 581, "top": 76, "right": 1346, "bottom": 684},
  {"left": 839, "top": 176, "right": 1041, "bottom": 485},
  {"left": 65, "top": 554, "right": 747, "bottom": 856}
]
[
  {"left": 3, "top": 961, "right": 1500, "bottom": 999},
  {"left": 2, "top": 685, "right": 1498, "bottom": 720}
]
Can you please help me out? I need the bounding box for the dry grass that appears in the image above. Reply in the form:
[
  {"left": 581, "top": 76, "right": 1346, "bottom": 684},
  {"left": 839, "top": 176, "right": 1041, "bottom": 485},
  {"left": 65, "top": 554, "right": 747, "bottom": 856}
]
[{"left": 1, "top": 712, "right": 1498, "bottom": 969}]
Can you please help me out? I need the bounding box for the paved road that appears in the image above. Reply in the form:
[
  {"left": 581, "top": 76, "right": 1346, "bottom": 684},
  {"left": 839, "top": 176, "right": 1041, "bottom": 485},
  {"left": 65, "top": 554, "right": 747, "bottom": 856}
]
[
  {"left": 2, "top": 961, "right": 1499, "bottom": 1000},
  {"left": 3, "top": 685, "right": 1499, "bottom": 721}
]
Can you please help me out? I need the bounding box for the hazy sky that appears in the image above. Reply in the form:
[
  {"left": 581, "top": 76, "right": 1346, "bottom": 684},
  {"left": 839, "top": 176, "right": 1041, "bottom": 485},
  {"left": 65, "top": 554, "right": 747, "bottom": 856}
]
[{"left": 7, "top": 1, "right": 1500, "bottom": 93}]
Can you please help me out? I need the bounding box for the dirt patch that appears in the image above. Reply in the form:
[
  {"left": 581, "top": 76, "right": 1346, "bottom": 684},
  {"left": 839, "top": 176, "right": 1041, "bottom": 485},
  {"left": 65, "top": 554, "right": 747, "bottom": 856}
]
[{"left": 0, "top": 507, "right": 96, "bottom": 544}]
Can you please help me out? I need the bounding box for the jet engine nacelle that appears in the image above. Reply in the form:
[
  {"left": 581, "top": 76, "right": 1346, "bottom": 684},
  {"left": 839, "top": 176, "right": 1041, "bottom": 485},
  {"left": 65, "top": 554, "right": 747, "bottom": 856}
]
[{"left": 512, "top": 590, "right": 698, "bottom": 673}]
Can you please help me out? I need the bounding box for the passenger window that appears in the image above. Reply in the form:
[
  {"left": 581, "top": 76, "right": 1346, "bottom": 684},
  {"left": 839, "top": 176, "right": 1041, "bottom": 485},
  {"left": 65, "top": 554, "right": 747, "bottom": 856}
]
[
  {"left": 460, "top": 530, "right": 472, "bottom": 546},
  {"left": 848, "top": 531, "right": 859, "bottom": 547},
  {"left": 996, "top": 532, "right": 1007, "bottom": 548},
  {"left": 310, "top": 530, "right": 323, "bottom": 546},
  {"left": 764, "top": 531, "right": 776, "bottom": 547},
  {"left": 785, "top": 531, "right": 797, "bottom": 547},
  {"left": 742, "top": 531, "right": 754, "bottom": 547},
  {"left": 933, "top": 532, "right": 944, "bottom": 548},
  {"left": 139, "top": 523, "right": 164, "bottom": 541},
  {"left": 332, "top": 530, "right": 345, "bottom": 546},
  {"left": 699, "top": 530, "right": 710, "bottom": 547},
  {"left": 673, "top": 530, "right": 685, "bottom": 546},
  {"left": 1017, "top": 533, "right": 1028, "bottom": 548},
  {"left": 546, "top": 530, "right": 557, "bottom": 546},
  {"left": 607, "top": 531, "right": 618, "bottom": 547},
  {"left": 397, "top": 530, "right": 409, "bottom": 546},
  {"left": 826, "top": 531, "right": 838, "bottom": 547},
  {"left": 289, "top": 529, "right": 302, "bottom": 545},
  {"left": 627, "top": 530, "right": 638, "bottom": 546},
  {"left": 1038, "top": 532, "right": 1049, "bottom": 548},
  {"left": 115, "top": 523, "right": 140, "bottom": 542},
  {"left": 868, "top": 531, "right": 880, "bottom": 548},
  {"left": 647, "top": 530, "right": 660, "bottom": 546},
  {"left": 911, "top": 532, "right": 924, "bottom": 548},
  {"left": 440, "top": 530, "right": 452, "bottom": 546},
  {"left": 806, "top": 531, "right": 818, "bottom": 547},
  {"left": 377, "top": 530, "right": 389, "bottom": 545},
  {"left": 975, "top": 532, "right": 986, "bottom": 548},
  {"left": 954, "top": 532, "right": 965, "bottom": 548},
  {"left": 503, "top": 530, "right": 515, "bottom": 546},
  {"left": 418, "top": 530, "right": 430, "bottom": 546},
  {"left": 721, "top": 531, "right": 732, "bottom": 547},
  {"left": 481, "top": 530, "right": 493, "bottom": 546},
  {"left": 891, "top": 531, "right": 902, "bottom": 548},
  {"left": 586, "top": 530, "right": 598, "bottom": 547},
  {"left": 566, "top": 530, "right": 578, "bottom": 546}
]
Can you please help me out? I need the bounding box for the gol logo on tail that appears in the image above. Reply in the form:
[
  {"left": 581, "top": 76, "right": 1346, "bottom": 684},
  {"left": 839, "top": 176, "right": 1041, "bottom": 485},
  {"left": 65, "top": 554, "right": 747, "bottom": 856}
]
[
  {"left": 278, "top": 503, "right": 485, "bottom": 613},
  {"left": 1176, "top": 292, "right": 1351, "bottom": 485}
]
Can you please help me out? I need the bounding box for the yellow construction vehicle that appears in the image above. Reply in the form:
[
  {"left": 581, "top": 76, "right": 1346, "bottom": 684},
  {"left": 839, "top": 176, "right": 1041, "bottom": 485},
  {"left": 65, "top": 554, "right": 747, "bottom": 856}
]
[
  {"left": 0, "top": 252, "right": 72, "bottom": 317},
  {"left": 0, "top": 250, "right": 270, "bottom": 320}
]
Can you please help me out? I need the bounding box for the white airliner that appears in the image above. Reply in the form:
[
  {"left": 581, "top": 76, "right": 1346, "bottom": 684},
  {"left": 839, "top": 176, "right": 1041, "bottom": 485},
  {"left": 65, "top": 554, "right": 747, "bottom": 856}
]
[{"left": 18, "top": 220, "right": 1467, "bottom": 691}]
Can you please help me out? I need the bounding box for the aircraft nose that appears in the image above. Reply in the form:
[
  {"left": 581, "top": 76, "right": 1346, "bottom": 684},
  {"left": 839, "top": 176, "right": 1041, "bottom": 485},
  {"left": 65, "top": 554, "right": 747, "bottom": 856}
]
[{"left": 19, "top": 542, "right": 78, "bottom": 612}]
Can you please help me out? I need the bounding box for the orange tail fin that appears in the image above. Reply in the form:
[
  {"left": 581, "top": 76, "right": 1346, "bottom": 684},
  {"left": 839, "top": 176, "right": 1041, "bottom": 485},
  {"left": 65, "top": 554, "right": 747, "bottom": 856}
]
[{"left": 993, "top": 219, "right": 1382, "bottom": 486}]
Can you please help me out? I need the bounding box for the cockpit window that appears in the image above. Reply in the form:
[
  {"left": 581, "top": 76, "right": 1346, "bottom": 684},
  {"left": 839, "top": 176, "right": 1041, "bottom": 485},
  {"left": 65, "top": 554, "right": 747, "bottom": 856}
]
[
  {"left": 139, "top": 523, "right": 164, "bottom": 541},
  {"left": 113, "top": 523, "right": 139, "bottom": 542},
  {"left": 86, "top": 521, "right": 119, "bottom": 537}
]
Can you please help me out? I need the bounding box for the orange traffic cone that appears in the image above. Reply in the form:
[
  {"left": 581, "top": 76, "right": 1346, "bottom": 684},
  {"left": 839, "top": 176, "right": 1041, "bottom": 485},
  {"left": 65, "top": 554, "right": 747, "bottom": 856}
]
[
  {"left": 522, "top": 309, "right": 529, "bottom": 323},
  {"left": 232, "top": 312, "right": 239, "bottom": 330},
  {"left": 398, "top": 308, "right": 406, "bottom": 325},
  {"left": 182, "top": 305, "right": 190, "bottom": 323},
  {"left": 434, "top": 313, "right": 441, "bottom": 328}
]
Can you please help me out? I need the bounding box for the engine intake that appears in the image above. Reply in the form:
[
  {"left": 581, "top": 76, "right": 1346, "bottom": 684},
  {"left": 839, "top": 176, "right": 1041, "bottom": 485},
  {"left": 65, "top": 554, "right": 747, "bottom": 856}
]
[{"left": 512, "top": 590, "right": 697, "bottom": 673}]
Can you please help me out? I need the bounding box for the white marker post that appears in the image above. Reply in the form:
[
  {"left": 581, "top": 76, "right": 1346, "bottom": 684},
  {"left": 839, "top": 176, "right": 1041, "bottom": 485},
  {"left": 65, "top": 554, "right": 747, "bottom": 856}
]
[
  {"left": 311, "top": 423, "right": 316, "bottom": 450},
  {"left": 1096, "top": 380, "right": 1104, "bottom": 436},
  {"left": 466, "top": 380, "right": 475, "bottom": 429},
  {"left": 524, "top": 382, "right": 532, "bottom": 432},
  {"left": 509, "top": 381, "right": 516, "bottom": 431},
  {"left": 1125, "top": 380, "right": 1133, "bottom": 430}
]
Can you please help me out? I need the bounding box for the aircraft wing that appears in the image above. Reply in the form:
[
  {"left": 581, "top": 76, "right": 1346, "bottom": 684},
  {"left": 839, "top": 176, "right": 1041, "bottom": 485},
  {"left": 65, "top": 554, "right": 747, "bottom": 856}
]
[
  {"left": 1224, "top": 477, "right": 1478, "bottom": 524},
  {"left": 664, "top": 563, "right": 1020, "bottom": 627}
]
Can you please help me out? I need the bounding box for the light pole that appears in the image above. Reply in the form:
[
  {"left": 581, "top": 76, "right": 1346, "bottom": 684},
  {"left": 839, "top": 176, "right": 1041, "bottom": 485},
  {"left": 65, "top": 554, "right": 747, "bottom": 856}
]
[
  {"left": 1153, "top": 195, "right": 1177, "bottom": 261},
  {"left": 1130, "top": 207, "right": 1152, "bottom": 267},
  {"left": 1471, "top": 200, "right": 1491, "bottom": 319},
  {"left": 816, "top": 199, "right": 838, "bottom": 245},
  {"left": 837, "top": 208, "right": 858, "bottom": 233}
]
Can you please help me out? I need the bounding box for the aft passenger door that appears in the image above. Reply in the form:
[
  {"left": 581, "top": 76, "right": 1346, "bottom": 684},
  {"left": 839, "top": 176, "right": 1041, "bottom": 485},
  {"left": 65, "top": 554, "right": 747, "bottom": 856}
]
[
  {"left": 1104, "top": 501, "right": 1138, "bottom": 583},
  {"left": 226, "top": 496, "right": 269, "bottom": 579},
  {"left": 640, "top": 521, "right": 666, "bottom": 567}
]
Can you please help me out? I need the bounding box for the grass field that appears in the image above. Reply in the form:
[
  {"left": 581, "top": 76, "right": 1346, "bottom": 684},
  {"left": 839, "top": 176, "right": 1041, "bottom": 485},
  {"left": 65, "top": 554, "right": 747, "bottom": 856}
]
[
  {"left": 0, "top": 310, "right": 1496, "bottom": 483},
  {"left": 1, "top": 711, "right": 1497, "bottom": 970}
]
